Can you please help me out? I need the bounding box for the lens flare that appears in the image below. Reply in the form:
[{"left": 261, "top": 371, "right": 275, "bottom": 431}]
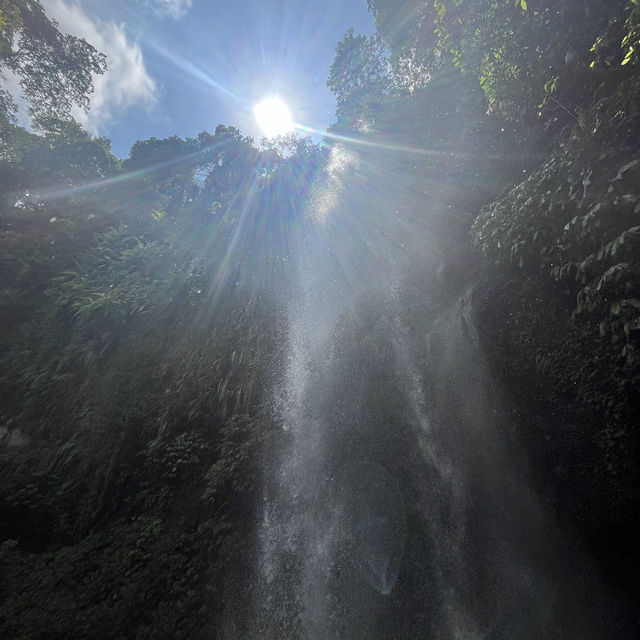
[{"left": 253, "top": 97, "right": 294, "bottom": 137}]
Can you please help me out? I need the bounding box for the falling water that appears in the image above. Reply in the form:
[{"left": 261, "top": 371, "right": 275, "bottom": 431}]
[{"left": 246, "top": 143, "right": 621, "bottom": 639}]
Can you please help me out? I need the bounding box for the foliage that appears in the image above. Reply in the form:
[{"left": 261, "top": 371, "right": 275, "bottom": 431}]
[
  {"left": 2, "top": 0, "right": 640, "bottom": 633},
  {"left": 0, "top": 80, "right": 314, "bottom": 636},
  {"left": 327, "top": 0, "right": 640, "bottom": 606},
  {"left": 470, "top": 65, "right": 640, "bottom": 593},
  {"left": 327, "top": 27, "right": 389, "bottom": 123},
  {"left": 472, "top": 73, "right": 640, "bottom": 370},
  {"left": 0, "top": 0, "right": 106, "bottom": 141},
  {"left": 368, "top": 0, "right": 636, "bottom": 145},
  {"left": 621, "top": 0, "right": 640, "bottom": 67}
]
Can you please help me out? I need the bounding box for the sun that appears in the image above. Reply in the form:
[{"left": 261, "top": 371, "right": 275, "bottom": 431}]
[{"left": 253, "top": 97, "right": 294, "bottom": 138}]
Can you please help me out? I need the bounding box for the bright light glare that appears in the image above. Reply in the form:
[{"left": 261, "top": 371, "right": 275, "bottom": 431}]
[{"left": 253, "top": 97, "right": 294, "bottom": 137}]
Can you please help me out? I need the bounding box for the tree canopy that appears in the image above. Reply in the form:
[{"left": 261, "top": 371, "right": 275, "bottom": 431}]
[{"left": 0, "top": 0, "right": 106, "bottom": 142}]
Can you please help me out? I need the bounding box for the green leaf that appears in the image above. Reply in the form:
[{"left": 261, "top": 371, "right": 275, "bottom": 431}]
[{"left": 520, "top": 0, "right": 528, "bottom": 10}]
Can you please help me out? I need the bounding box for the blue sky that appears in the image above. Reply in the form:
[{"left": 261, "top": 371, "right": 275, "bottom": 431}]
[{"left": 39, "top": 0, "right": 375, "bottom": 158}]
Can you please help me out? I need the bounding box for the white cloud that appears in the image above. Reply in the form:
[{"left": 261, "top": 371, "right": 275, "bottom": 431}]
[
  {"left": 41, "top": 0, "right": 157, "bottom": 134},
  {"left": 143, "top": 0, "right": 192, "bottom": 19}
]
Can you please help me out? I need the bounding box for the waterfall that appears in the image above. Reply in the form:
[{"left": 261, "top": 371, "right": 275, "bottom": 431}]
[{"left": 244, "top": 144, "right": 620, "bottom": 639}]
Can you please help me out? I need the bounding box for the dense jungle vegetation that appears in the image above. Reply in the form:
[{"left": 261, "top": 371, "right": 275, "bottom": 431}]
[{"left": 1, "top": 0, "right": 639, "bottom": 637}]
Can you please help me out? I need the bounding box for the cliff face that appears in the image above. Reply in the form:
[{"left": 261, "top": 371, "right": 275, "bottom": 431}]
[
  {"left": 470, "top": 73, "right": 640, "bottom": 605},
  {"left": 2, "top": 5, "right": 640, "bottom": 634}
]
